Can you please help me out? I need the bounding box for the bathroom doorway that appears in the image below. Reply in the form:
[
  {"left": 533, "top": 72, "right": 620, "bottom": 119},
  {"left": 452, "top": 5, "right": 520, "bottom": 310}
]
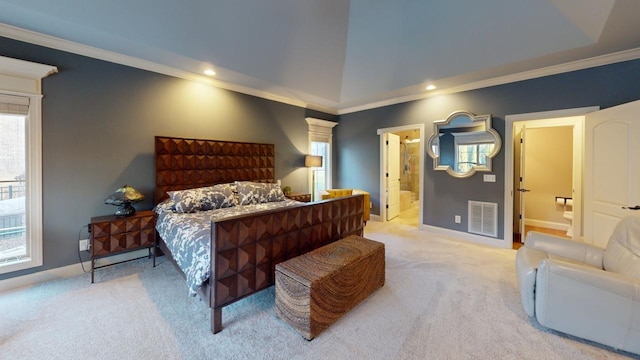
[
  {"left": 510, "top": 116, "right": 584, "bottom": 248},
  {"left": 377, "top": 124, "right": 424, "bottom": 227}
]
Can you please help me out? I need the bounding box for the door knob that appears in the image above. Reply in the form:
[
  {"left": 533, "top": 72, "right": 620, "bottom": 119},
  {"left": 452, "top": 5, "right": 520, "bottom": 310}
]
[
  {"left": 622, "top": 205, "right": 640, "bottom": 210},
  {"left": 516, "top": 188, "right": 531, "bottom": 193}
]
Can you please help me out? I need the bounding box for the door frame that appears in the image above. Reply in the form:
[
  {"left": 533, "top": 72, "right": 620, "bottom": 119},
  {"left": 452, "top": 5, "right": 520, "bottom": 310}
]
[
  {"left": 377, "top": 124, "right": 425, "bottom": 224},
  {"left": 504, "top": 106, "right": 598, "bottom": 246},
  {"left": 384, "top": 132, "right": 401, "bottom": 221}
]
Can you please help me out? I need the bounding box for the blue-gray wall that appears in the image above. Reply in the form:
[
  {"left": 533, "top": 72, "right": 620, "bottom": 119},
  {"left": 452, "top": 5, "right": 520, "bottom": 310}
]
[
  {"left": 335, "top": 59, "right": 640, "bottom": 240},
  {"left": 3, "top": 33, "right": 640, "bottom": 280},
  {"left": 0, "top": 36, "right": 334, "bottom": 280}
]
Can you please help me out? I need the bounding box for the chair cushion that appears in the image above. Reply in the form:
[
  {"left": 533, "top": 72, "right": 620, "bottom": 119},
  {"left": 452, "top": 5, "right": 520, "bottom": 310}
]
[
  {"left": 604, "top": 215, "right": 640, "bottom": 280},
  {"left": 326, "top": 189, "right": 353, "bottom": 197}
]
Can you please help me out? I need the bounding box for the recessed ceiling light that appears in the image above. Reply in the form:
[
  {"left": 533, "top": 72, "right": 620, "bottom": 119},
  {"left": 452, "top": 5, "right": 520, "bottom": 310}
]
[
  {"left": 425, "top": 84, "right": 436, "bottom": 91},
  {"left": 204, "top": 69, "right": 216, "bottom": 76}
]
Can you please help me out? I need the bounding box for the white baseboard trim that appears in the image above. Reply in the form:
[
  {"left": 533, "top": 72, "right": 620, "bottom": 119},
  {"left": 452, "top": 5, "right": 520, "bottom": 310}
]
[
  {"left": 524, "top": 219, "right": 569, "bottom": 231},
  {"left": 369, "top": 214, "right": 381, "bottom": 222},
  {"left": 419, "top": 224, "right": 511, "bottom": 249},
  {"left": 0, "top": 249, "right": 150, "bottom": 293}
]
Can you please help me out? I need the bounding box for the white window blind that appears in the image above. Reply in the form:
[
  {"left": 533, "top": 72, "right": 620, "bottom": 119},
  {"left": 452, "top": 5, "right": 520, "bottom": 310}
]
[
  {"left": 0, "top": 94, "right": 29, "bottom": 115},
  {"left": 0, "top": 94, "right": 29, "bottom": 269}
]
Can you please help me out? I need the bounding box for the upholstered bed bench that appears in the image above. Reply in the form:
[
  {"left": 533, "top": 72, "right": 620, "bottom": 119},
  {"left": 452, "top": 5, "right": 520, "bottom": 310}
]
[{"left": 275, "top": 235, "right": 385, "bottom": 340}]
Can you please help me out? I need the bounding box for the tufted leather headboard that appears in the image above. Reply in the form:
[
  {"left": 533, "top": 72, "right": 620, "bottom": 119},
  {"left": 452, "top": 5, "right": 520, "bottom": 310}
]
[{"left": 154, "top": 136, "right": 275, "bottom": 204}]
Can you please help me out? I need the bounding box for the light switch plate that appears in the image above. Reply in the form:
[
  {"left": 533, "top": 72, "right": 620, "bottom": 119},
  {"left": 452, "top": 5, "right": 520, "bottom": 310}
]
[{"left": 483, "top": 174, "right": 496, "bottom": 182}]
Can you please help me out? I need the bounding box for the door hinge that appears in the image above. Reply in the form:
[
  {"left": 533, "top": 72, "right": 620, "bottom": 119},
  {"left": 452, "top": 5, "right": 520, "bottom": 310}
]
[
  {"left": 519, "top": 177, "right": 522, "bottom": 181},
  {"left": 386, "top": 204, "right": 389, "bottom": 209},
  {"left": 519, "top": 214, "right": 522, "bottom": 219},
  {"left": 386, "top": 173, "right": 389, "bottom": 177},
  {"left": 520, "top": 138, "right": 523, "bottom": 143},
  {"left": 386, "top": 140, "right": 388, "bottom": 145}
]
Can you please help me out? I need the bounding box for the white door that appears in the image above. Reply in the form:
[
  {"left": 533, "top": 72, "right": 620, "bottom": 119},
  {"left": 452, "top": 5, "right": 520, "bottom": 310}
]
[
  {"left": 517, "top": 126, "right": 530, "bottom": 237},
  {"left": 386, "top": 133, "right": 400, "bottom": 220},
  {"left": 584, "top": 100, "right": 640, "bottom": 247}
]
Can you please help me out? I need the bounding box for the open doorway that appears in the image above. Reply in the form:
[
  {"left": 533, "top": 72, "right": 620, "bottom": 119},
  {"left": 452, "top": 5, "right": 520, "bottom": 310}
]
[
  {"left": 513, "top": 123, "right": 577, "bottom": 248},
  {"left": 504, "top": 107, "right": 594, "bottom": 249},
  {"left": 377, "top": 124, "right": 424, "bottom": 227}
]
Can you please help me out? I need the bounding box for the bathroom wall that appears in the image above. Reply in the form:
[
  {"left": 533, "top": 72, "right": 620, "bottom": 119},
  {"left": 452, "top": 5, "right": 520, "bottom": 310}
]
[
  {"left": 521, "top": 126, "right": 573, "bottom": 228},
  {"left": 395, "top": 129, "right": 420, "bottom": 206}
]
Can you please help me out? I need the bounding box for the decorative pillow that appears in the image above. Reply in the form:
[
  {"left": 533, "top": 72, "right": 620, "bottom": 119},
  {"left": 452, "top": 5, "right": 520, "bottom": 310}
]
[
  {"left": 230, "top": 183, "right": 239, "bottom": 205},
  {"left": 200, "top": 183, "right": 236, "bottom": 211},
  {"left": 265, "top": 183, "right": 286, "bottom": 202},
  {"left": 153, "top": 199, "right": 175, "bottom": 214},
  {"left": 235, "top": 181, "right": 285, "bottom": 205},
  {"left": 167, "top": 188, "right": 201, "bottom": 213}
]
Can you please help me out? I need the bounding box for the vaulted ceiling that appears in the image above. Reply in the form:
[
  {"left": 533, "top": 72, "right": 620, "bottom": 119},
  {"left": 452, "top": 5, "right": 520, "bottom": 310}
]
[{"left": 1, "top": 0, "right": 639, "bottom": 113}]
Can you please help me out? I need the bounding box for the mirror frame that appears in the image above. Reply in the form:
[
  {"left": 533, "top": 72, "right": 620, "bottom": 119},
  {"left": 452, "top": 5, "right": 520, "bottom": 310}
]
[{"left": 427, "top": 110, "right": 501, "bottom": 178}]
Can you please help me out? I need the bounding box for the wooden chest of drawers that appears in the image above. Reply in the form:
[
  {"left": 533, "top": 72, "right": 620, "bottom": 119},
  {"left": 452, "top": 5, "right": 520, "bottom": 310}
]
[
  {"left": 284, "top": 192, "right": 311, "bottom": 202},
  {"left": 89, "top": 210, "right": 156, "bottom": 283}
]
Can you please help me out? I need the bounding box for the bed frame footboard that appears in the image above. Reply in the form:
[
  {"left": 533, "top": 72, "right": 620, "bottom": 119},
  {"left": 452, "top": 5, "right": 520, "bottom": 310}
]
[{"left": 209, "top": 195, "right": 365, "bottom": 333}]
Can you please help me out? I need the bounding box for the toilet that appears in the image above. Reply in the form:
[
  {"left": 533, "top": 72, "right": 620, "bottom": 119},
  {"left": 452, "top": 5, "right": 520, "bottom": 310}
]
[{"left": 563, "top": 199, "right": 573, "bottom": 237}]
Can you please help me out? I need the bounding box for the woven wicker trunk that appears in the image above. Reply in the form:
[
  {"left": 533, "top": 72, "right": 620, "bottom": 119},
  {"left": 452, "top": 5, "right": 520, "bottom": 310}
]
[{"left": 275, "top": 235, "right": 385, "bottom": 340}]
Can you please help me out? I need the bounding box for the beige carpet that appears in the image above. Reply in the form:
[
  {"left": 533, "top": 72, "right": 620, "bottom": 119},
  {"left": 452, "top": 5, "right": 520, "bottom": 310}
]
[{"left": 0, "top": 221, "right": 637, "bottom": 360}]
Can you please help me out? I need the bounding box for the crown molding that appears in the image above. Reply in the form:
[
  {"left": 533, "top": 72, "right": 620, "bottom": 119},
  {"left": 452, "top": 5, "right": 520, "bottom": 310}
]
[
  {"left": 305, "top": 117, "right": 338, "bottom": 128},
  {"left": 2, "top": 22, "right": 639, "bottom": 117},
  {"left": 337, "top": 47, "right": 640, "bottom": 115},
  {"left": 0, "top": 54, "right": 57, "bottom": 79},
  {"left": 0, "top": 23, "right": 341, "bottom": 114},
  {"left": 0, "top": 54, "right": 57, "bottom": 94}
]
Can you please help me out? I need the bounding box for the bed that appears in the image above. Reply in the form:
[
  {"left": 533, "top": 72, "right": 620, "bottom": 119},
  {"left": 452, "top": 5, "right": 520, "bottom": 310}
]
[{"left": 154, "top": 136, "right": 365, "bottom": 333}]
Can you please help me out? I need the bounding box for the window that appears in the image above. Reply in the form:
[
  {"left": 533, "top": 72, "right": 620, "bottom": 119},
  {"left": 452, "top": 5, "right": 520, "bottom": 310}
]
[
  {"left": 306, "top": 118, "right": 338, "bottom": 201},
  {"left": 456, "top": 143, "right": 494, "bottom": 173},
  {"left": 0, "top": 56, "right": 56, "bottom": 274},
  {"left": 452, "top": 131, "right": 496, "bottom": 174},
  {"left": 0, "top": 95, "right": 28, "bottom": 269},
  {"left": 310, "top": 141, "right": 328, "bottom": 201}
]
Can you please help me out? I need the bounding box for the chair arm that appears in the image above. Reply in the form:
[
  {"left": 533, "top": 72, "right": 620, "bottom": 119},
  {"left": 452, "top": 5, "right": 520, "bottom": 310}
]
[
  {"left": 515, "top": 246, "right": 549, "bottom": 317},
  {"left": 352, "top": 190, "right": 370, "bottom": 222},
  {"left": 534, "top": 258, "right": 640, "bottom": 352},
  {"left": 525, "top": 231, "right": 604, "bottom": 268},
  {"left": 538, "top": 258, "right": 638, "bottom": 298}
]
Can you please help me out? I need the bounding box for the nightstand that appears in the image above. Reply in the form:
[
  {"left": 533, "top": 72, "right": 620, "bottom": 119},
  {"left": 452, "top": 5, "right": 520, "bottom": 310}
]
[
  {"left": 285, "top": 192, "right": 311, "bottom": 202},
  {"left": 89, "top": 210, "right": 157, "bottom": 283}
]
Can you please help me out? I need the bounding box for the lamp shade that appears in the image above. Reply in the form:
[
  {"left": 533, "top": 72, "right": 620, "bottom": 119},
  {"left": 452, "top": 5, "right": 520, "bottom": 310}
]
[
  {"left": 104, "top": 185, "right": 144, "bottom": 216},
  {"left": 305, "top": 155, "right": 322, "bottom": 167}
]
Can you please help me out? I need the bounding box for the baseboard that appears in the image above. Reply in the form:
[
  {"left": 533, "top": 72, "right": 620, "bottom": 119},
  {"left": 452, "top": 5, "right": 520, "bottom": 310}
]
[
  {"left": 419, "top": 224, "right": 511, "bottom": 249},
  {"left": 0, "top": 249, "right": 150, "bottom": 293},
  {"left": 524, "top": 219, "right": 569, "bottom": 231},
  {"left": 369, "top": 214, "right": 381, "bottom": 222}
]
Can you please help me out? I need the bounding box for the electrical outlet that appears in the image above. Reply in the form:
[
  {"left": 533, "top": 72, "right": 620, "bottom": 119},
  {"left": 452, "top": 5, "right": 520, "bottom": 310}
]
[
  {"left": 454, "top": 215, "right": 461, "bottom": 224},
  {"left": 79, "top": 239, "right": 90, "bottom": 252}
]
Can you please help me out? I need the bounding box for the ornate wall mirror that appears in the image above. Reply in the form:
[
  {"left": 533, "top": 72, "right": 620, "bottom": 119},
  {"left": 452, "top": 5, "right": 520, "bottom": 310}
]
[{"left": 427, "top": 110, "right": 501, "bottom": 178}]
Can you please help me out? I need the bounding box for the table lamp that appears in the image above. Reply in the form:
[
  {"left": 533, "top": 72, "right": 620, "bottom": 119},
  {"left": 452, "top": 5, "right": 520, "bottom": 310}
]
[
  {"left": 104, "top": 185, "right": 144, "bottom": 216},
  {"left": 305, "top": 155, "right": 322, "bottom": 201}
]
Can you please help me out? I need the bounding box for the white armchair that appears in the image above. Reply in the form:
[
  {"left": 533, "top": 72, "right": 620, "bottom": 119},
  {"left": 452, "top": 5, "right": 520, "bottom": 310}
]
[{"left": 515, "top": 215, "right": 640, "bottom": 355}]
